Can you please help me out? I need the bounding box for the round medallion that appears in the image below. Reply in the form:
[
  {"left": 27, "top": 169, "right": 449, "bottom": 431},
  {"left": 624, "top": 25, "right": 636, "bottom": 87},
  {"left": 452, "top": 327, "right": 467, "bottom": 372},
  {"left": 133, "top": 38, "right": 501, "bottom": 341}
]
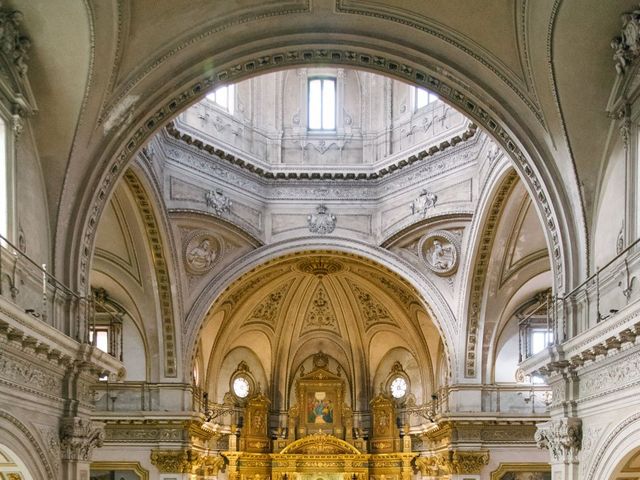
[
  {"left": 419, "top": 231, "right": 459, "bottom": 276},
  {"left": 184, "top": 232, "right": 222, "bottom": 274},
  {"left": 390, "top": 376, "right": 408, "bottom": 398},
  {"left": 233, "top": 376, "right": 250, "bottom": 398}
]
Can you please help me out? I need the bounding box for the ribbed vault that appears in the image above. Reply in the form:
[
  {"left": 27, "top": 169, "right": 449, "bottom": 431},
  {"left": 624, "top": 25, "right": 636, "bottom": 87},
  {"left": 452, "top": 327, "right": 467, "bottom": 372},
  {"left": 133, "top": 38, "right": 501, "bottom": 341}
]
[{"left": 197, "top": 251, "right": 445, "bottom": 410}]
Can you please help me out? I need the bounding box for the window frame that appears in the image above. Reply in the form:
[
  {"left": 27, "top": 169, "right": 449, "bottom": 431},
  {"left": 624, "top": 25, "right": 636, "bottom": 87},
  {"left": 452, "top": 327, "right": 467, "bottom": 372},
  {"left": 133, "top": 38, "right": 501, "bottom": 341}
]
[
  {"left": 413, "top": 86, "right": 438, "bottom": 111},
  {"left": 206, "top": 84, "right": 236, "bottom": 114},
  {"left": 307, "top": 76, "right": 337, "bottom": 132}
]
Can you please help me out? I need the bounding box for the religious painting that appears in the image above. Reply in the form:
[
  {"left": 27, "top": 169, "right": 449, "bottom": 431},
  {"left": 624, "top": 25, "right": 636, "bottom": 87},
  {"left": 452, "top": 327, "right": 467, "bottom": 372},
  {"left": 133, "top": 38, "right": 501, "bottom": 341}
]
[{"left": 306, "top": 391, "right": 335, "bottom": 424}]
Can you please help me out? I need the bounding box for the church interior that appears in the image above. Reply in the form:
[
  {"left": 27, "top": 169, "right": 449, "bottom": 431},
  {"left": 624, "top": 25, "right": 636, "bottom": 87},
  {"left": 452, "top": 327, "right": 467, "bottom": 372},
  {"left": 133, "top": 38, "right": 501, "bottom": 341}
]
[{"left": 1, "top": 1, "right": 640, "bottom": 479}]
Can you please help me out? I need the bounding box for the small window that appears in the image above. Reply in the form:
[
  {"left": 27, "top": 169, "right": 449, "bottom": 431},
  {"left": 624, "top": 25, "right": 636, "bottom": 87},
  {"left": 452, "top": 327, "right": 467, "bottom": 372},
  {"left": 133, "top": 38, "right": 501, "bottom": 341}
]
[
  {"left": 530, "top": 329, "right": 553, "bottom": 356},
  {"left": 308, "top": 78, "right": 336, "bottom": 130},
  {"left": 89, "top": 328, "right": 109, "bottom": 353},
  {"left": 206, "top": 84, "right": 235, "bottom": 114},
  {"left": 414, "top": 87, "right": 438, "bottom": 110}
]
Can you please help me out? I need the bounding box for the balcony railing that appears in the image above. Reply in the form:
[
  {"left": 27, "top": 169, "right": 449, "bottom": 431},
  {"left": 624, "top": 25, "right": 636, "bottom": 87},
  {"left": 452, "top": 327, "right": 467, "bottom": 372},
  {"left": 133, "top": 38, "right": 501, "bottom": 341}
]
[
  {"left": 520, "top": 237, "right": 640, "bottom": 356},
  {"left": 0, "top": 233, "right": 122, "bottom": 358}
]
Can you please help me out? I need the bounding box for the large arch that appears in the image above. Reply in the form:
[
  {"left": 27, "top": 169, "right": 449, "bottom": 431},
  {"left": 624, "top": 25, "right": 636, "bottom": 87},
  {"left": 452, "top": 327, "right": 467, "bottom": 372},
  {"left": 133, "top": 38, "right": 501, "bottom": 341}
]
[
  {"left": 59, "top": 30, "right": 583, "bottom": 305},
  {"left": 587, "top": 413, "right": 640, "bottom": 480},
  {"left": 184, "top": 239, "right": 457, "bottom": 382}
]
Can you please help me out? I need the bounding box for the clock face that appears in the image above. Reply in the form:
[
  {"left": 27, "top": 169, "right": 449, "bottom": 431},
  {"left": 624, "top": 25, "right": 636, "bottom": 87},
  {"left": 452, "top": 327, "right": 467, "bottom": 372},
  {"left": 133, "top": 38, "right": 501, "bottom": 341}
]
[
  {"left": 233, "top": 377, "right": 250, "bottom": 398},
  {"left": 390, "top": 377, "right": 407, "bottom": 398}
]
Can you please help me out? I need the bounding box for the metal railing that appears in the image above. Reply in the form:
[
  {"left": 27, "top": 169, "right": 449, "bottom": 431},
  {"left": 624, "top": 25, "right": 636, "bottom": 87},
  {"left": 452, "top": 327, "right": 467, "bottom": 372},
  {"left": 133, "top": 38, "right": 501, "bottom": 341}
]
[
  {"left": 520, "top": 237, "right": 640, "bottom": 356},
  {"left": 0, "top": 233, "right": 122, "bottom": 359}
]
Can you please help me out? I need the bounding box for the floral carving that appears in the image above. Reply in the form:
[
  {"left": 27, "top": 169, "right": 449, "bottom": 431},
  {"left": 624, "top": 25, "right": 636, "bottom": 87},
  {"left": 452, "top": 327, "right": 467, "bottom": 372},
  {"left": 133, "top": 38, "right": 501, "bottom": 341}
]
[
  {"left": 59, "top": 417, "right": 105, "bottom": 462},
  {"left": 245, "top": 282, "right": 290, "bottom": 328},
  {"left": 535, "top": 417, "right": 581, "bottom": 463},
  {"left": 349, "top": 282, "right": 395, "bottom": 329},
  {"left": 303, "top": 283, "right": 338, "bottom": 333}
]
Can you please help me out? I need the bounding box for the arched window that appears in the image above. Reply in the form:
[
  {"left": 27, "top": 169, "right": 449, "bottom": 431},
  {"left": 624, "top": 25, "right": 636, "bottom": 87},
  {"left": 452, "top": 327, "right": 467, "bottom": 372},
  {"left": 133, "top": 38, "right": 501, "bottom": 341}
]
[{"left": 308, "top": 77, "right": 336, "bottom": 130}]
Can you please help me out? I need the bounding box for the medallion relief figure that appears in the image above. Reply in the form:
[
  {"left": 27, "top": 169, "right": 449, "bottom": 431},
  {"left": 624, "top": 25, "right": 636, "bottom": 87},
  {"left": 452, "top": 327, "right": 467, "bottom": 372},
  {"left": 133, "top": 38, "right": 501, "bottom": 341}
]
[
  {"left": 184, "top": 233, "right": 221, "bottom": 274},
  {"left": 419, "top": 231, "right": 459, "bottom": 276}
]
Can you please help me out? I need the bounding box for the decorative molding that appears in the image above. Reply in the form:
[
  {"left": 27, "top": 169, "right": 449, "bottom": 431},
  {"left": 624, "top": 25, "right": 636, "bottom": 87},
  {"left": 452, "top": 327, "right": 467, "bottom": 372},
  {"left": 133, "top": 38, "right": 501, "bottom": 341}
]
[
  {"left": 89, "top": 462, "right": 149, "bottom": 480},
  {"left": 0, "top": 351, "right": 62, "bottom": 394},
  {"left": 0, "top": 411, "right": 55, "bottom": 479},
  {"left": 123, "top": 169, "right": 177, "bottom": 377},
  {"left": 415, "top": 450, "right": 489, "bottom": 475},
  {"left": 465, "top": 170, "right": 518, "bottom": 377},
  {"left": 166, "top": 120, "right": 477, "bottom": 181},
  {"left": 244, "top": 281, "right": 291, "bottom": 329},
  {"left": 302, "top": 282, "right": 339, "bottom": 335},
  {"left": 0, "top": 7, "right": 30, "bottom": 78},
  {"left": 490, "top": 462, "right": 551, "bottom": 480},
  {"left": 535, "top": 417, "right": 581, "bottom": 463},
  {"left": 307, "top": 205, "right": 337, "bottom": 234},
  {"left": 59, "top": 417, "right": 105, "bottom": 462},
  {"left": 150, "top": 449, "right": 224, "bottom": 474},
  {"left": 79, "top": 46, "right": 568, "bottom": 305},
  {"left": 347, "top": 281, "right": 396, "bottom": 330}
]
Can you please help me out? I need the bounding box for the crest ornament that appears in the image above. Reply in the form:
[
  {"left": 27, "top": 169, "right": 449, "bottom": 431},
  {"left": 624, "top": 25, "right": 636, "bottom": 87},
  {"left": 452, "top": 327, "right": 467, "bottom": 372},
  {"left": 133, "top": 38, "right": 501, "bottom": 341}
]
[
  {"left": 205, "top": 188, "right": 232, "bottom": 215},
  {"left": 307, "top": 204, "right": 336, "bottom": 234},
  {"left": 410, "top": 190, "right": 438, "bottom": 217},
  {"left": 419, "top": 231, "right": 459, "bottom": 276}
]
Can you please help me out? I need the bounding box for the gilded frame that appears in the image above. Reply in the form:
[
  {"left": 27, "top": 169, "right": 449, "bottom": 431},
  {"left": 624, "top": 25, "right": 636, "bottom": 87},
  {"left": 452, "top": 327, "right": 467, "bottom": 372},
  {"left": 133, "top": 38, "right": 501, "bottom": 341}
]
[
  {"left": 490, "top": 462, "right": 551, "bottom": 480},
  {"left": 90, "top": 462, "right": 149, "bottom": 480}
]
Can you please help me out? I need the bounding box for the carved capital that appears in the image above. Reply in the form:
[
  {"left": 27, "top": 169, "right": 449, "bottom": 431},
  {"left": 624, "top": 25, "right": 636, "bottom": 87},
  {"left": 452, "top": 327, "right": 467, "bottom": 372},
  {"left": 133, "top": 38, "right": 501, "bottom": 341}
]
[
  {"left": 59, "top": 417, "right": 105, "bottom": 462},
  {"left": 535, "top": 417, "right": 582, "bottom": 463}
]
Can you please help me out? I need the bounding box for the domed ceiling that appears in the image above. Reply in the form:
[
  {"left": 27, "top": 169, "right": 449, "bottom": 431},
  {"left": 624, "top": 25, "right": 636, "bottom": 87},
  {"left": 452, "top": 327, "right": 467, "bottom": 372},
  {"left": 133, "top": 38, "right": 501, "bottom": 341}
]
[{"left": 198, "top": 252, "right": 445, "bottom": 407}]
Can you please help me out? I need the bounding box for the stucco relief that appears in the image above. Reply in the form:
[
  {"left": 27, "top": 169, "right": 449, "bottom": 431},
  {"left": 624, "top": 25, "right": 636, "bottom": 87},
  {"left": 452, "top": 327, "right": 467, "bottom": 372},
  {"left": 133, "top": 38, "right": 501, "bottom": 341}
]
[
  {"left": 184, "top": 232, "right": 222, "bottom": 275},
  {"left": 205, "top": 188, "right": 232, "bottom": 216},
  {"left": 419, "top": 231, "right": 459, "bottom": 276},
  {"left": 307, "top": 205, "right": 337, "bottom": 234}
]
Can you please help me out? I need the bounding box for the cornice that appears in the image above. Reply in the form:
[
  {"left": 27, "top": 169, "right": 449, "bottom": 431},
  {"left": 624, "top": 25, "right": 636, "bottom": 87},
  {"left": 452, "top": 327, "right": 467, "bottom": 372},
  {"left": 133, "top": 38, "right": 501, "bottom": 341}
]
[{"left": 165, "top": 120, "right": 478, "bottom": 182}]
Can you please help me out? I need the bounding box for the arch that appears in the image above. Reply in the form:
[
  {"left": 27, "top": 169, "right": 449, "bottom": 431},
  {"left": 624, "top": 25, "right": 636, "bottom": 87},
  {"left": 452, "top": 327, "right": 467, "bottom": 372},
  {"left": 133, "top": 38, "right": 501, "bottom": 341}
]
[
  {"left": 279, "top": 432, "right": 361, "bottom": 455},
  {"left": 587, "top": 413, "right": 640, "bottom": 480},
  {"left": 184, "top": 239, "right": 457, "bottom": 383},
  {"left": 0, "top": 411, "right": 55, "bottom": 480},
  {"left": 60, "top": 34, "right": 582, "bottom": 312}
]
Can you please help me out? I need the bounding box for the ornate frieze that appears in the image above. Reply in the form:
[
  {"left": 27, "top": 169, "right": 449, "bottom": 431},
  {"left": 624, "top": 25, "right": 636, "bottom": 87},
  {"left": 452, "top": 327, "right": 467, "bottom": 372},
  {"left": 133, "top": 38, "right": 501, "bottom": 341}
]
[
  {"left": 534, "top": 417, "right": 581, "bottom": 463},
  {"left": 307, "top": 205, "right": 337, "bottom": 234},
  {"left": 0, "top": 351, "right": 62, "bottom": 394},
  {"left": 60, "top": 417, "right": 105, "bottom": 462},
  {"left": 415, "top": 450, "right": 489, "bottom": 475}
]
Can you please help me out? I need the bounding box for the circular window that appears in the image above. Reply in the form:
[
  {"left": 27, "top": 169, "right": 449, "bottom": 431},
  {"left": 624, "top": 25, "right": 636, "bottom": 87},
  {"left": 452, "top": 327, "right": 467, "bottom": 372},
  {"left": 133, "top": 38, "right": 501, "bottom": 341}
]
[
  {"left": 233, "top": 376, "right": 250, "bottom": 398},
  {"left": 390, "top": 376, "right": 408, "bottom": 399}
]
